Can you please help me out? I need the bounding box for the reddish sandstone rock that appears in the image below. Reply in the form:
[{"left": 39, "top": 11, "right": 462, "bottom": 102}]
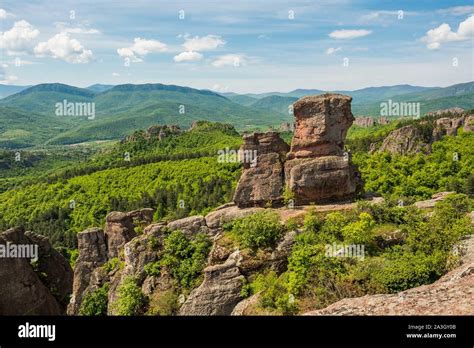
[
  {"left": 285, "top": 156, "right": 361, "bottom": 204},
  {"left": 288, "top": 94, "right": 354, "bottom": 159},
  {"left": 233, "top": 132, "right": 289, "bottom": 207}
]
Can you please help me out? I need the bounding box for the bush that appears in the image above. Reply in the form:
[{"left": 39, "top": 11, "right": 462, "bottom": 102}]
[
  {"left": 147, "top": 289, "right": 179, "bottom": 316},
  {"left": 79, "top": 283, "right": 109, "bottom": 316},
  {"left": 159, "top": 230, "right": 212, "bottom": 288},
  {"left": 303, "top": 210, "right": 323, "bottom": 233},
  {"left": 341, "top": 212, "right": 375, "bottom": 245},
  {"left": 112, "top": 276, "right": 147, "bottom": 315},
  {"left": 230, "top": 211, "right": 284, "bottom": 251},
  {"left": 102, "top": 257, "right": 124, "bottom": 273},
  {"left": 319, "top": 212, "right": 349, "bottom": 242},
  {"left": 251, "top": 271, "right": 298, "bottom": 315},
  {"left": 354, "top": 248, "right": 447, "bottom": 293}
]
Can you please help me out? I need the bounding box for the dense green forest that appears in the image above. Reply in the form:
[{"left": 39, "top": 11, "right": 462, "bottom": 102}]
[{"left": 0, "top": 116, "right": 473, "bottom": 253}]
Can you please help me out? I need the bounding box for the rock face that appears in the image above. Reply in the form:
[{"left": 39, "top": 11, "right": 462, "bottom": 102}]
[
  {"left": 104, "top": 209, "right": 153, "bottom": 258},
  {"left": 288, "top": 94, "right": 353, "bottom": 158},
  {"left": 464, "top": 115, "right": 474, "bottom": 132},
  {"left": 233, "top": 132, "right": 289, "bottom": 207},
  {"left": 354, "top": 116, "right": 374, "bottom": 128},
  {"left": 379, "top": 125, "right": 431, "bottom": 155},
  {"left": 432, "top": 117, "right": 464, "bottom": 141},
  {"left": 285, "top": 94, "right": 361, "bottom": 204},
  {"left": 179, "top": 250, "right": 245, "bottom": 315},
  {"left": 234, "top": 94, "right": 362, "bottom": 206},
  {"left": 304, "top": 234, "right": 474, "bottom": 315},
  {"left": 67, "top": 227, "right": 108, "bottom": 315},
  {"left": 426, "top": 107, "right": 464, "bottom": 117},
  {"left": 0, "top": 227, "right": 73, "bottom": 315}
]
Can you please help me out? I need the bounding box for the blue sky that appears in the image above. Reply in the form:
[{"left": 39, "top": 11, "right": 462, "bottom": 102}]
[{"left": 0, "top": 0, "right": 473, "bottom": 93}]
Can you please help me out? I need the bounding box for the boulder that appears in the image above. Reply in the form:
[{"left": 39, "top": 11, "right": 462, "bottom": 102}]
[
  {"left": 178, "top": 250, "right": 245, "bottom": 315},
  {"left": 104, "top": 208, "right": 153, "bottom": 259},
  {"left": 464, "top": 115, "right": 474, "bottom": 132},
  {"left": 354, "top": 116, "right": 374, "bottom": 128},
  {"left": 285, "top": 156, "right": 361, "bottom": 204},
  {"left": 233, "top": 132, "right": 289, "bottom": 207},
  {"left": 167, "top": 215, "right": 208, "bottom": 236},
  {"left": 287, "top": 94, "right": 354, "bottom": 159},
  {"left": 205, "top": 205, "right": 264, "bottom": 233},
  {"left": 0, "top": 227, "right": 72, "bottom": 315},
  {"left": 379, "top": 125, "right": 431, "bottom": 155}
]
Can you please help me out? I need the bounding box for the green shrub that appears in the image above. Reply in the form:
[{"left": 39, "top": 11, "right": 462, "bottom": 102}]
[
  {"left": 79, "top": 283, "right": 109, "bottom": 316},
  {"left": 303, "top": 210, "right": 323, "bottom": 233},
  {"left": 147, "top": 289, "right": 179, "bottom": 316},
  {"left": 251, "top": 271, "right": 298, "bottom": 315},
  {"left": 319, "top": 212, "right": 349, "bottom": 242},
  {"left": 341, "top": 212, "right": 375, "bottom": 245},
  {"left": 230, "top": 211, "right": 284, "bottom": 251},
  {"left": 159, "top": 231, "right": 211, "bottom": 288},
  {"left": 112, "top": 276, "right": 147, "bottom": 316},
  {"left": 102, "top": 257, "right": 124, "bottom": 273},
  {"left": 354, "top": 248, "right": 447, "bottom": 293}
]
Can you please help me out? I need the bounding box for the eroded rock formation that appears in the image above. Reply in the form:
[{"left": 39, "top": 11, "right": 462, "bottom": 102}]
[
  {"left": 285, "top": 94, "right": 362, "bottom": 204},
  {"left": 0, "top": 227, "right": 73, "bottom": 315},
  {"left": 378, "top": 125, "right": 431, "bottom": 155},
  {"left": 233, "top": 132, "right": 289, "bottom": 207},
  {"left": 234, "top": 93, "right": 362, "bottom": 207}
]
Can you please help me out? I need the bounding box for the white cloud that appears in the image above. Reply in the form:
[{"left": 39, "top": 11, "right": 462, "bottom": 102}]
[
  {"left": 0, "top": 67, "right": 18, "bottom": 84},
  {"left": 0, "top": 8, "right": 12, "bottom": 19},
  {"left": 421, "top": 15, "right": 474, "bottom": 49},
  {"left": 0, "top": 20, "right": 39, "bottom": 55},
  {"left": 173, "top": 51, "right": 203, "bottom": 62},
  {"left": 117, "top": 37, "right": 167, "bottom": 62},
  {"left": 55, "top": 22, "right": 100, "bottom": 35},
  {"left": 329, "top": 29, "right": 372, "bottom": 39},
  {"left": 183, "top": 35, "right": 225, "bottom": 51},
  {"left": 211, "top": 54, "right": 246, "bottom": 67},
  {"left": 437, "top": 6, "right": 474, "bottom": 16},
  {"left": 34, "top": 32, "right": 93, "bottom": 63},
  {"left": 212, "top": 84, "right": 229, "bottom": 92},
  {"left": 112, "top": 72, "right": 120, "bottom": 76},
  {"left": 325, "top": 47, "right": 341, "bottom": 55}
]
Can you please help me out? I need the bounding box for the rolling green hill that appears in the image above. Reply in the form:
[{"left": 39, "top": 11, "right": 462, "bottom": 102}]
[
  {"left": 250, "top": 95, "right": 298, "bottom": 115},
  {"left": 0, "top": 83, "right": 290, "bottom": 147}
]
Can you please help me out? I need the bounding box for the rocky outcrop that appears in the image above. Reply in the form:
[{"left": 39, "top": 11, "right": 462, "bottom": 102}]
[
  {"left": 285, "top": 94, "right": 361, "bottom": 204},
  {"left": 179, "top": 250, "right": 245, "bottom": 315},
  {"left": 432, "top": 117, "right": 464, "bottom": 141},
  {"left": 426, "top": 107, "right": 465, "bottom": 117},
  {"left": 288, "top": 94, "right": 353, "bottom": 158},
  {"left": 354, "top": 116, "right": 374, "bottom": 128},
  {"left": 0, "top": 227, "right": 73, "bottom": 315},
  {"left": 304, "top": 234, "right": 474, "bottom": 315},
  {"left": 414, "top": 191, "right": 456, "bottom": 209},
  {"left": 104, "top": 209, "right": 153, "bottom": 258},
  {"left": 464, "top": 115, "right": 474, "bottom": 132},
  {"left": 123, "top": 124, "right": 181, "bottom": 143},
  {"left": 205, "top": 204, "right": 264, "bottom": 234},
  {"left": 67, "top": 227, "right": 108, "bottom": 315},
  {"left": 233, "top": 132, "right": 289, "bottom": 207},
  {"left": 378, "top": 125, "right": 431, "bottom": 155}
]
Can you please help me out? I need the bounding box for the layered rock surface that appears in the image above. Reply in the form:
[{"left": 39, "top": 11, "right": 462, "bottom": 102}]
[
  {"left": 304, "top": 234, "right": 474, "bottom": 315},
  {"left": 233, "top": 132, "right": 289, "bottom": 207},
  {"left": 0, "top": 227, "right": 73, "bottom": 315},
  {"left": 285, "top": 94, "right": 361, "bottom": 204}
]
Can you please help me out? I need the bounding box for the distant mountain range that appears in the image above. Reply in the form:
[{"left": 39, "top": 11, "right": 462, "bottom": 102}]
[
  {"left": 226, "top": 82, "right": 474, "bottom": 116},
  {"left": 0, "top": 81, "right": 472, "bottom": 148}
]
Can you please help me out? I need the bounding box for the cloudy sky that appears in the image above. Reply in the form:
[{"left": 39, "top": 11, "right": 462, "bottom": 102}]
[{"left": 0, "top": 0, "right": 473, "bottom": 93}]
